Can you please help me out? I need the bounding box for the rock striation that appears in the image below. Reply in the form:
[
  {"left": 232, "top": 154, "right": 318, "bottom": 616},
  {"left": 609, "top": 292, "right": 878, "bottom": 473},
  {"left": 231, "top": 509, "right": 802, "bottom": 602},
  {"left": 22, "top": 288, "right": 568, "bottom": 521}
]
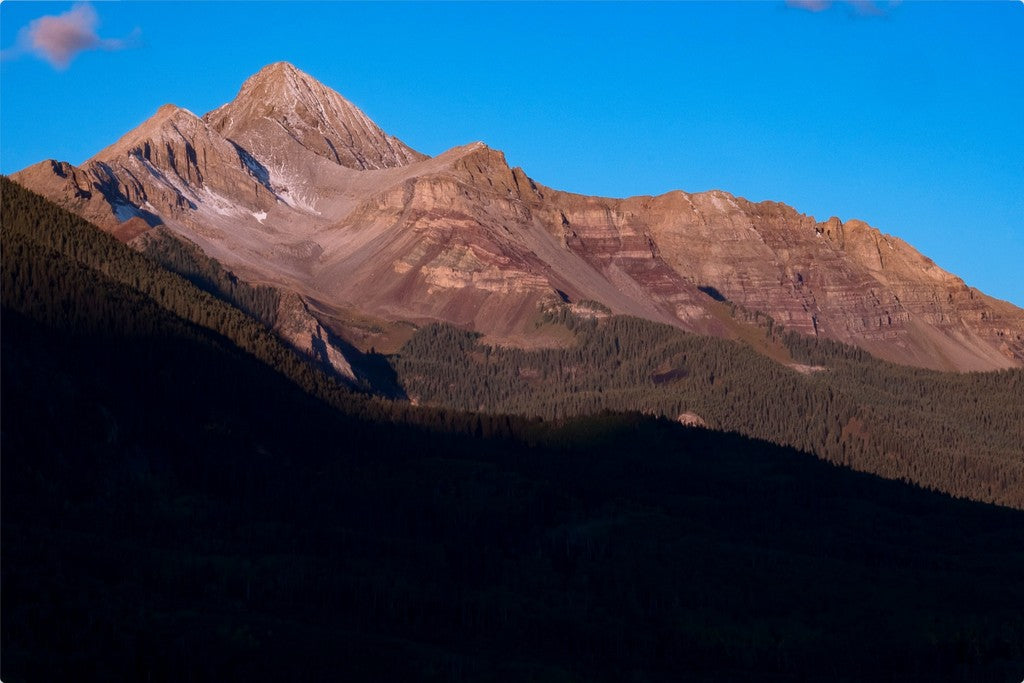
[{"left": 12, "top": 62, "right": 1024, "bottom": 372}]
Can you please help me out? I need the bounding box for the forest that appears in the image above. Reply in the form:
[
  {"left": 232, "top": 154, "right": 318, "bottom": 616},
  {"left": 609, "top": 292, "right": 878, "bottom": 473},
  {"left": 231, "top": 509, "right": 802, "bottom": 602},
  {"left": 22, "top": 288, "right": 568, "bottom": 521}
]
[
  {"left": 392, "top": 313, "right": 1024, "bottom": 508},
  {"left": 3, "top": 177, "right": 1024, "bottom": 682}
]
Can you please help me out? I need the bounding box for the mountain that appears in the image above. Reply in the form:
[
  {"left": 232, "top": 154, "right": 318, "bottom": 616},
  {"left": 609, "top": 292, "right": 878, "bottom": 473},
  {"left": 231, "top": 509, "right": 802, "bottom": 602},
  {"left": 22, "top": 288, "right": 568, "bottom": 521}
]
[
  {"left": 12, "top": 62, "right": 1024, "bottom": 371},
  {"left": 6, "top": 63, "right": 1024, "bottom": 682}
]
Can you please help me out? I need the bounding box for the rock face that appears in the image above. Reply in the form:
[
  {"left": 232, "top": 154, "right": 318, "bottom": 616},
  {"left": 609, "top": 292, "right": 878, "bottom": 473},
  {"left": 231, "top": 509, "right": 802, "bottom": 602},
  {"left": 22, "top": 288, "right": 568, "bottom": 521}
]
[{"left": 12, "top": 62, "right": 1024, "bottom": 372}]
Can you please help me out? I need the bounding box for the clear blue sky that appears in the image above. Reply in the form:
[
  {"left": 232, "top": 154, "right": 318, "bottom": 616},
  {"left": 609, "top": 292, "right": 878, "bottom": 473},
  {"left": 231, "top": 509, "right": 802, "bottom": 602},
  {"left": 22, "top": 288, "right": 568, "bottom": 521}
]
[{"left": 2, "top": 1, "right": 1022, "bottom": 306}]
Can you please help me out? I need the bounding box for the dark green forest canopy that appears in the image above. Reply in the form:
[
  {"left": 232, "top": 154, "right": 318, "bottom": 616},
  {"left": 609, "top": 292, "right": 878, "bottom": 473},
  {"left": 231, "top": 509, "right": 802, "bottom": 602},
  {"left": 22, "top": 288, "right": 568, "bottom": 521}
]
[{"left": 392, "top": 315, "right": 1024, "bottom": 508}]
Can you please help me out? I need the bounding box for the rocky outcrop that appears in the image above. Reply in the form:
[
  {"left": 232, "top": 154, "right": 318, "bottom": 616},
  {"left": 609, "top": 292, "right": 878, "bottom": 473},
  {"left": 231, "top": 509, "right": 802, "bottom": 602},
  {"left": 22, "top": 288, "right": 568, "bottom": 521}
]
[
  {"left": 273, "top": 292, "right": 356, "bottom": 381},
  {"left": 12, "top": 62, "right": 1024, "bottom": 372},
  {"left": 677, "top": 412, "right": 708, "bottom": 428}
]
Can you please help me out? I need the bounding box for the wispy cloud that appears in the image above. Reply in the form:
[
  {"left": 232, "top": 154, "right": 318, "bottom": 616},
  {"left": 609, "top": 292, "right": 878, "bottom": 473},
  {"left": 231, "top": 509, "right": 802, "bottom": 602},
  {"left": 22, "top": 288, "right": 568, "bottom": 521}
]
[
  {"left": 787, "top": 0, "right": 832, "bottom": 12},
  {"left": 1, "top": 3, "right": 139, "bottom": 70},
  {"left": 786, "top": 0, "right": 901, "bottom": 17}
]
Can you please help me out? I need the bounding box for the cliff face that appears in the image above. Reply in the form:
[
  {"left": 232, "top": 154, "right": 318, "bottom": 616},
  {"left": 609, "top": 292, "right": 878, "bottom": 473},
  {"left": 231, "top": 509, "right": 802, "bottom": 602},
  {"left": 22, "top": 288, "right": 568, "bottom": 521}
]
[{"left": 12, "top": 62, "right": 1024, "bottom": 371}]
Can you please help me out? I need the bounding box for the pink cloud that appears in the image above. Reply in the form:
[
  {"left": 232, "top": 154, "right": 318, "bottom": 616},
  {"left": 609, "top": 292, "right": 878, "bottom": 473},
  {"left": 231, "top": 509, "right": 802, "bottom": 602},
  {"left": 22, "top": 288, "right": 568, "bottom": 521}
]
[
  {"left": 2, "top": 3, "right": 137, "bottom": 70},
  {"left": 787, "top": 0, "right": 900, "bottom": 16},
  {"left": 787, "top": 0, "right": 833, "bottom": 11}
]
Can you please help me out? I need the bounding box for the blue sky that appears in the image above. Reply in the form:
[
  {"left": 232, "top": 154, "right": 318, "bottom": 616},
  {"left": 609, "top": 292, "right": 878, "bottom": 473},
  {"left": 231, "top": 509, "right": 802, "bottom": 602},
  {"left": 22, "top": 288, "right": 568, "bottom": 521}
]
[{"left": 2, "top": 1, "right": 1022, "bottom": 306}]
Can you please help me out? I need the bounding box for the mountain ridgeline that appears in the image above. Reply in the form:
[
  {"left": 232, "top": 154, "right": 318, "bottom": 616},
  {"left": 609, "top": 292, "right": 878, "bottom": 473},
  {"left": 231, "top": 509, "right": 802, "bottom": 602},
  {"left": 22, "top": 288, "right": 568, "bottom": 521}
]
[
  {"left": 3, "top": 176, "right": 1024, "bottom": 683},
  {"left": 12, "top": 61, "right": 1024, "bottom": 372}
]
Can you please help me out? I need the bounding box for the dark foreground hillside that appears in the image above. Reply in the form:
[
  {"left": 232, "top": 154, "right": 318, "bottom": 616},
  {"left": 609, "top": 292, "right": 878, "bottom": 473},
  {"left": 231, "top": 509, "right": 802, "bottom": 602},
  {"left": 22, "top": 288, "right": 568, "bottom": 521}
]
[
  {"left": 6, "top": 310, "right": 1024, "bottom": 683},
  {"left": 3, "top": 179, "right": 1024, "bottom": 682}
]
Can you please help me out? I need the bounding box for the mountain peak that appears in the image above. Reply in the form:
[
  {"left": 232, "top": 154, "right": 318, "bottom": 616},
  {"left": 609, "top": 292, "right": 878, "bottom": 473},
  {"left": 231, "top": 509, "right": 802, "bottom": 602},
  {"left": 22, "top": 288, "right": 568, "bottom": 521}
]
[
  {"left": 84, "top": 101, "right": 207, "bottom": 167},
  {"left": 254, "top": 60, "right": 301, "bottom": 75},
  {"left": 205, "top": 62, "right": 426, "bottom": 171},
  {"left": 149, "top": 103, "right": 203, "bottom": 130},
  {"left": 237, "top": 61, "right": 315, "bottom": 95}
]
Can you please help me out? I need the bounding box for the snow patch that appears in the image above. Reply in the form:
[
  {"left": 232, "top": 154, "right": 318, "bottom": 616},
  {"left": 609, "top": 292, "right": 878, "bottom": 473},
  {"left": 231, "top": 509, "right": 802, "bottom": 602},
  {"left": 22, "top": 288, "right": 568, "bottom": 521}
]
[
  {"left": 267, "top": 161, "right": 321, "bottom": 215},
  {"left": 276, "top": 187, "right": 319, "bottom": 214},
  {"left": 253, "top": 210, "right": 268, "bottom": 223},
  {"left": 200, "top": 186, "right": 245, "bottom": 217}
]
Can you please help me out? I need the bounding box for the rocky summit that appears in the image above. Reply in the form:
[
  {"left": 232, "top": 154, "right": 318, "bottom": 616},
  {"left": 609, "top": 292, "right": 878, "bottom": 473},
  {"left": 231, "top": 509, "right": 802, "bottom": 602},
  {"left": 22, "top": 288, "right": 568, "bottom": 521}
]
[{"left": 13, "top": 62, "right": 1024, "bottom": 371}]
